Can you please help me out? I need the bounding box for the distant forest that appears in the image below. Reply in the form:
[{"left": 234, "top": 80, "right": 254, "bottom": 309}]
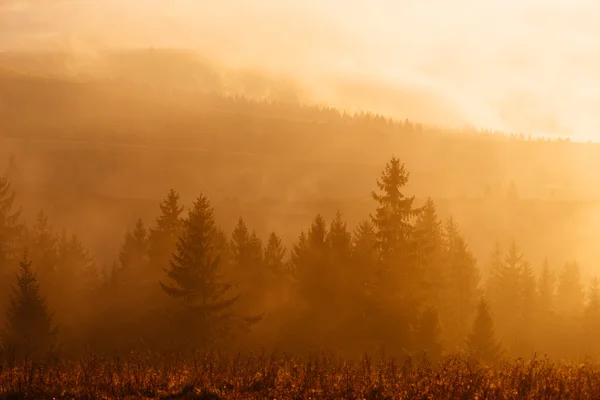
[
  {"left": 0, "top": 156, "right": 598, "bottom": 361},
  {"left": 1, "top": 49, "right": 600, "bottom": 362}
]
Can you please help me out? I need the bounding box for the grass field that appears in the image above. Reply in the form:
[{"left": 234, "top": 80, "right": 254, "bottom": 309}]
[{"left": 0, "top": 352, "right": 598, "bottom": 399}]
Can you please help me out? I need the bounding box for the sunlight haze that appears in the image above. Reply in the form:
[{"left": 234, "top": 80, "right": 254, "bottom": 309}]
[{"left": 2, "top": 0, "right": 600, "bottom": 140}]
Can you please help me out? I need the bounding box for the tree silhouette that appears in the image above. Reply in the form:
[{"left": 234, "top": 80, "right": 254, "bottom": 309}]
[
  {"left": 28, "top": 210, "right": 58, "bottom": 295},
  {"left": 264, "top": 232, "right": 286, "bottom": 279},
  {"left": 161, "top": 195, "right": 260, "bottom": 349},
  {"left": 371, "top": 157, "right": 421, "bottom": 261},
  {"left": 113, "top": 218, "right": 150, "bottom": 291},
  {"left": 442, "top": 217, "right": 479, "bottom": 351},
  {"left": 2, "top": 251, "right": 57, "bottom": 359},
  {"left": 584, "top": 277, "right": 600, "bottom": 356},
  {"left": 414, "top": 198, "right": 445, "bottom": 308},
  {"left": 0, "top": 176, "right": 21, "bottom": 272},
  {"left": 556, "top": 261, "right": 584, "bottom": 317},
  {"left": 467, "top": 297, "right": 501, "bottom": 361},
  {"left": 149, "top": 189, "right": 184, "bottom": 281},
  {"left": 538, "top": 258, "right": 555, "bottom": 319}
]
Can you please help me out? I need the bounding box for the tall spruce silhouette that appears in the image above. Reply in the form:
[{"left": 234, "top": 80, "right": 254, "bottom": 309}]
[
  {"left": 264, "top": 232, "right": 286, "bottom": 279},
  {"left": 467, "top": 297, "right": 501, "bottom": 361},
  {"left": 369, "top": 158, "right": 423, "bottom": 354},
  {"left": 442, "top": 217, "right": 479, "bottom": 351},
  {"left": 0, "top": 176, "right": 21, "bottom": 270},
  {"left": 371, "top": 157, "right": 421, "bottom": 261},
  {"left": 149, "top": 189, "right": 184, "bottom": 281},
  {"left": 2, "top": 251, "right": 57, "bottom": 359},
  {"left": 160, "top": 194, "right": 260, "bottom": 349}
]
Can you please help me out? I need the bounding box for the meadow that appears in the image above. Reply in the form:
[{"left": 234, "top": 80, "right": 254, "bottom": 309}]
[{"left": 1, "top": 352, "right": 597, "bottom": 399}]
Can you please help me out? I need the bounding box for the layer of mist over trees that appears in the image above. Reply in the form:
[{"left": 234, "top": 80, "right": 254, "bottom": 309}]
[
  {"left": 3, "top": 49, "right": 600, "bottom": 283},
  {"left": 1, "top": 155, "right": 598, "bottom": 362},
  {"left": 2, "top": 49, "right": 600, "bottom": 366}
]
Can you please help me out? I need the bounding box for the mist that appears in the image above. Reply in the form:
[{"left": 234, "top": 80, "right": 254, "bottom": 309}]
[
  {"left": 2, "top": 0, "right": 600, "bottom": 138},
  {"left": 5, "top": 1, "right": 600, "bottom": 397}
]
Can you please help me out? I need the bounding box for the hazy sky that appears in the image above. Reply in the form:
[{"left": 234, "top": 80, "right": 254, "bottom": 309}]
[{"left": 2, "top": 0, "right": 600, "bottom": 140}]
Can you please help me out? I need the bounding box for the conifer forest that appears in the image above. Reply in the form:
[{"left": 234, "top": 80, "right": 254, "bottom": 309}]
[{"left": 4, "top": 4, "right": 600, "bottom": 398}]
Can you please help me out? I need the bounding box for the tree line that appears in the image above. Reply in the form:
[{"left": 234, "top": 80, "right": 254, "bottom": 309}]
[{"left": 0, "top": 157, "right": 597, "bottom": 361}]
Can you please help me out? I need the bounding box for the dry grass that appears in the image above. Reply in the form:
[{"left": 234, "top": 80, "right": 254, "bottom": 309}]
[{"left": 1, "top": 351, "right": 599, "bottom": 399}]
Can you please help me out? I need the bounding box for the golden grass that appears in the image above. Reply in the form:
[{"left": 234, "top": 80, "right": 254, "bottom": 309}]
[{"left": 0, "top": 351, "right": 598, "bottom": 399}]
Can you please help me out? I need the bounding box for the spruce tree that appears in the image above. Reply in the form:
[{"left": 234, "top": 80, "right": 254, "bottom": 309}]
[
  {"left": 584, "top": 277, "right": 600, "bottom": 356},
  {"left": 538, "top": 258, "right": 555, "bottom": 319},
  {"left": 0, "top": 176, "right": 21, "bottom": 272},
  {"left": 101, "top": 218, "right": 150, "bottom": 350},
  {"left": 53, "top": 231, "right": 98, "bottom": 340},
  {"left": 352, "top": 220, "right": 377, "bottom": 273},
  {"left": 160, "top": 195, "right": 258, "bottom": 349},
  {"left": 556, "top": 261, "right": 585, "bottom": 317},
  {"left": 414, "top": 198, "right": 445, "bottom": 307},
  {"left": 2, "top": 251, "right": 57, "bottom": 359},
  {"left": 115, "top": 218, "right": 149, "bottom": 288},
  {"left": 264, "top": 232, "right": 286, "bottom": 279},
  {"left": 371, "top": 157, "right": 421, "bottom": 262},
  {"left": 486, "top": 239, "right": 524, "bottom": 351},
  {"left": 230, "top": 218, "right": 265, "bottom": 313},
  {"left": 148, "top": 189, "right": 184, "bottom": 280},
  {"left": 327, "top": 210, "right": 353, "bottom": 293},
  {"left": 291, "top": 215, "right": 329, "bottom": 306},
  {"left": 467, "top": 297, "right": 501, "bottom": 361},
  {"left": 29, "top": 210, "right": 58, "bottom": 294},
  {"left": 328, "top": 210, "right": 352, "bottom": 265},
  {"left": 369, "top": 158, "right": 423, "bottom": 353},
  {"left": 441, "top": 217, "right": 480, "bottom": 351},
  {"left": 230, "top": 217, "right": 250, "bottom": 269}
]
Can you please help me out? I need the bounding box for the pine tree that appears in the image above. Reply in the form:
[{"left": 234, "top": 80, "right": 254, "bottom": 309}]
[
  {"left": 515, "top": 260, "right": 537, "bottom": 356},
  {"left": 230, "top": 217, "right": 250, "bottom": 269},
  {"left": 100, "top": 218, "right": 150, "bottom": 350},
  {"left": 371, "top": 157, "right": 421, "bottom": 262},
  {"left": 53, "top": 231, "right": 98, "bottom": 339},
  {"left": 160, "top": 195, "right": 258, "bottom": 349},
  {"left": 485, "top": 241, "right": 503, "bottom": 295},
  {"left": 264, "top": 232, "right": 286, "bottom": 279},
  {"left": 230, "top": 218, "right": 265, "bottom": 313},
  {"left": 114, "top": 218, "right": 150, "bottom": 291},
  {"left": 486, "top": 239, "right": 524, "bottom": 351},
  {"left": 148, "top": 189, "right": 184, "bottom": 280},
  {"left": 328, "top": 210, "right": 352, "bottom": 262},
  {"left": 584, "top": 277, "right": 600, "bottom": 356},
  {"left": 0, "top": 176, "right": 21, "bottom": 272},
  {"left": 29, "top": 210, "right": 58, "bottom": 294},
  {"left": 119, "top": 219, "right": 149, "bottom": 270},
  {"left": 441, "top": 217, "right": 480, "bottom": 351},
  {"left": 2, "top": 251, "right": 57, "bottom": 359},
  {"left": 467, "top": 297, "right": 501, "bottom": 361},
  {"left": 538, "top": 258, "right": 555, "bottom": 319},
  {"left": 414, "top": 198, "right": 445, "bottom": 307},
  {"left": 351, "top": 220, "right": 378, "bottom": 342},
  {"left": 369, "top": 158, "right": 423, "bottom": 353},
  {"left": 352, "top": 220, "right": 377, "bottom": 272},
  {"left": 556, "top": 261, "right": 585, "bottom": 317},
  {"left": 327, "top": 210, "right": 352, "bottom": 292},
  {"left": 291, "top": 215, "right": 329, "bottom": 306}
]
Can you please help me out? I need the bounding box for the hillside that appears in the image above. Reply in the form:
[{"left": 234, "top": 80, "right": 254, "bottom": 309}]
[{"left": 2, "top": 49, "right": 600, "bottom": 278}]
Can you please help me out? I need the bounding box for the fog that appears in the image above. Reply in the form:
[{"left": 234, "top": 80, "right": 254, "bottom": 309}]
[
  {"left": 3, "top": 0, "right": 600, "bottom": 372},
  {"left": 2, "top": 0, "right": 600, "bottom": 138}
]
